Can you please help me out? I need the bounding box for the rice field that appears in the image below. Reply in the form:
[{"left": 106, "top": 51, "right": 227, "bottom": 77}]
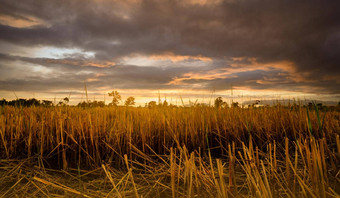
[{"left": 0, "top": 104, "right": 339, "bottom": 197}]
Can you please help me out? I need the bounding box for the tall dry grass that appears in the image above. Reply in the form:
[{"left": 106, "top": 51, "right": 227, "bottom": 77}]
[{"left": 0, "top": 105, "right": 339, "bottom": 197}]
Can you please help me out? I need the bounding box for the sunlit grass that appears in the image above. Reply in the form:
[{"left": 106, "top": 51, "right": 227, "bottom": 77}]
[{"left": 0, "top": 104, "right": 339, "bottom": 197}]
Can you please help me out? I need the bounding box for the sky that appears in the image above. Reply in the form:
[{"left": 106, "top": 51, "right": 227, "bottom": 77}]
[{"left": 0, "top": 0, "right": 339, "bottom": 105}]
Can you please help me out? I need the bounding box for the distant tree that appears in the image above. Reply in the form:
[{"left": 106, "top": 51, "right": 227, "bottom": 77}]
[
  {"left": 232, "top": 102, "right": 239, "bottom": 108},
  {"left": 77, "top": 100, "right": 105, "bottom": 108},
  {"left": 28, "top": 98, "right": 41, "bottom": 106},
  {"left": 5, "top": 98, "right": 41, "bottom": 107},
  {"left": 214, "top": 97, "right": 227, "bottom": 108},
  {"left": 42, "top": 100, "right": 53, "bottom": 107},
  {"left": 56, "top": 97, "right": 70, "bottom": 106},
  {"left": 94, "top": 101, "right": 105, "bottom": 107},
  {"left": 63, "top": 97, "right": 69, "bottom": 104},
  {"left": 249, "top": 100, "right": 261, "bottom": 108},
  {"left": 317, "top": 103, "right": 323, "bottom": 108},
  {"left": 0, "top": 98, "right": 55, "bottom": 107},
  {"left": 163, "top": 100, "right": 168, "bottom": 107},
  {"left": 125, "top": 96, "right": 135, "bottom": 106},
  {"left": 108, "top": 90, "right": 121, "bottom": 106},
  {"left": 147, "top": 101, "right": 157, "bottom": 108},
  {"left": 0, "top": 99, "right": 8, "bottom": 106},
  {"left": 308, "top": 102, "right": 313, "bottom": 109},
  {"left": 77, "top": 101, "right": 87, "bottom": 108}
]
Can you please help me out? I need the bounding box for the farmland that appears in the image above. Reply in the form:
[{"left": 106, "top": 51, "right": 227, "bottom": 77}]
[{"left": 0, "top": 104, "right": 339, "bottom": 197}]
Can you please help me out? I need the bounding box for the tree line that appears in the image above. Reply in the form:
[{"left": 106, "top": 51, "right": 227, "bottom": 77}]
[{"left": 1, "top": 90, "right": 339, "bottom": 109}]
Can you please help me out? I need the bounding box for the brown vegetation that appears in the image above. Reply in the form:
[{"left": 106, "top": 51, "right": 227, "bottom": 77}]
[{"left": 0, "top": 103, "right": 339, "bottom": 197}]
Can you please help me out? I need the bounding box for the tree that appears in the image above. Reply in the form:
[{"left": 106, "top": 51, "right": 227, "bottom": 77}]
[
  {"left": 77, "top": 100, "right": 105, "bottom": 108},
  {"left": 0, "top": 99, "right": 8, "bottom": 106},
  {"left": 42, "top": 100, "right": 53, "bottom": 107},
  {"left": 108, "top": 90, "right": 121, "bottom": 106},
  {"left": 147, "top": 101, "right": 157, "bottom": 108},
  {"left": 94, "top": 101, "right": 105, "bottom": 107},
  {"left": 214, "top": 97, "right": 227, "bottom": 108},
  {"left": 125, "top": 96, "right": 135, "bottom": 106},
  {"left": 63, "top": 97, "right": 69, "bottom": 104},
  {"left": 232, "top": 102, "right": 239, "bottom": 108}
]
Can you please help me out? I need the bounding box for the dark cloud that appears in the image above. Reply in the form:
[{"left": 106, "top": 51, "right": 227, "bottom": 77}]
[
  {"left": 0, "top": 0, "right": 339, "bottom": 97},
  {"left": 0, "top": 53, "right": 337, "bottom": 96},
  {"left": 0, "top": 53, "right": 192, "bottom": 91}
]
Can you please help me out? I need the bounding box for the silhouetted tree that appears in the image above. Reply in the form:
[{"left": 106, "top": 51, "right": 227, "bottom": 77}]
[
  {"left": 93, "top": 101, "right": 105, "bottom": 107},
  {"left": 232, "top": 102, "right": 239, "bottom": 108},
  {"left": 125, "top": 96, "right": 135, "bottom": 106},
  {"left": 214, "top": 97, "right": 227, "bottom": 108},
  {"left": 63, "top": 97, "right": 69, "bottom": 104},
  {"left": 0, "top": 99, "right": 8, "bottom": 106},
  {"left": 108, "top": 90, "right": 121, "bottom": 106},
  {"left": 7, "top": 98, "right": 41, "bottom": 106},
  {"left": 0, "top": 98, "right": 56, "bottom": 107},
  {"left": 147, "top": 101, "right": 157, "bottom": 108},
  {"left": 77, "top": 100, "right": 105, "bottom": 108},
  {"left": 42, "top": 100, "right": 53, "bottom": 107},
  {"left": 308, "top": 102, "right": 313, "bottom": 109}
]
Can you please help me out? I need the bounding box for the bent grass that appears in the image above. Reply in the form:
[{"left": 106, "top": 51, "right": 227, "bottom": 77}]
[{"left": 0, "top": 105, "right": 339, "bottom": 197}]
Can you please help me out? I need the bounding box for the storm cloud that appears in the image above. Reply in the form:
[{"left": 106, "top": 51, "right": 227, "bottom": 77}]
[{"left": 0, "top": 0, "right": 339, "bottom": 101}]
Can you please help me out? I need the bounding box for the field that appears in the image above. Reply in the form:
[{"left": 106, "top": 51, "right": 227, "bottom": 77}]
[{"left": 0, "top": 104, "right": 339, "bottom": 197}]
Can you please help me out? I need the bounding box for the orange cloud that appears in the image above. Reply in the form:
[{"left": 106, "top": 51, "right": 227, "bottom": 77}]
[
  {"left": 184, "top": 0, "right": 223, "bottom": 6},
  {"left": 168, "top": 69, "right": 233, "bottom": 85},
  {"left": 229, "top": 57, "right": 315, "bottom": 83},
  {"left": 86, "top": 62, "right": 116, "bottom": 68},
  {"left": 230, "top": 57, "right": 296, "bottom": 72},
  {"left": 149, "top": 52, "right": 212, "bottom": 62},
  {"left": 168, "top": 57, "right": 311, "bottom": 86},
  {"left": 85, "top": 73, "right": 106, "bottom": 82},
  {"left": 0, "top": 14, "right": 47, "bottom": 28},
  {"left": 46, "top": 59, "right": 115, "bottom": 68}
]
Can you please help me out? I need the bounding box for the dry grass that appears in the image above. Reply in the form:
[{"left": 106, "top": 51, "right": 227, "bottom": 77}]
[{"left": 0, "top": 105, "right": 339, "bottom": 197}]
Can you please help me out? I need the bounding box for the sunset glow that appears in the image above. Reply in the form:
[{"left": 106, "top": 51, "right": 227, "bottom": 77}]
[
  {"left": 1, "top": 2, "right": 340, "bottom": 197},
  {"left": 0, "top": 0, "right": 339, "bottom": 105}
]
